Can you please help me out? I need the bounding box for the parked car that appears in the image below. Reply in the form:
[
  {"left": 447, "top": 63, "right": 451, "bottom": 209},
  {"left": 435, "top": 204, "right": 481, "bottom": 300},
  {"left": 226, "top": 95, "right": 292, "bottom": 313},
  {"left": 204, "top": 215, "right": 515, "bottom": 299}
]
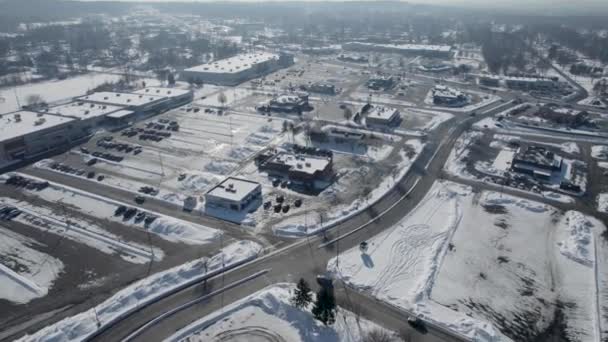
[
  {"left": 134, "top": 195, "right": 145, "bottom": 204},
  {"left": 114, "top": 205, "right": 127, "bottom": 216}
]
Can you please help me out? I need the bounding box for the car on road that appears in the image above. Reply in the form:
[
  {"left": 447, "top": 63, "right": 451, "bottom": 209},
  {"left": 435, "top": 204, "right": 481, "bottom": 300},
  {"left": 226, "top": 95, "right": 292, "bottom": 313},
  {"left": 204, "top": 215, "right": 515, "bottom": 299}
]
[{"left": 407, "top": 316, "right": 427, "bottom": 332}]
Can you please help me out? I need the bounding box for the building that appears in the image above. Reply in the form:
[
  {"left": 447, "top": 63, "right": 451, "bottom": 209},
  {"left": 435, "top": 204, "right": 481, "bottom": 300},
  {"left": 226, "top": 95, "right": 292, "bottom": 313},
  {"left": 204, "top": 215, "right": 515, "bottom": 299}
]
[
  {"left": 342, "top": 42, "right": 453, "bottom": 58},
  {"left": 511, "top": 145, "right": 562, "bottom": 181},
  {"left": 366, "top": 75, "right": 395, "bottom": 90},
  {"left": 366, "top": 106, "right": 401, "bottom": 126},
  {"left": 76, "top": 91, "right": 168, "bottom": 115},
  {"left": 257, "top": 93, "right": 309, "bottom": 113},
  {"left": 478, "top": 75, "right": 501, "bottom": 87},
  {"left": 256, "top": 148, "right": 333, "bottom": 186},
  {"left": 338, "top": 54, "right": 369, "bottom": 63},
  {"left": 307, "top": 83, "right": 337, "bottom": 95},
  {"left": 0, "top": 111, "right": 87, "bottom": 162},
  {"left": 431, "top": 85, "right": 468, "bottom": 106},
  {"left": 205, "top": 177, "right": 262, "bottom": 212},
  {"left": 132, "top": 87, "right": 193, "bottom": 108},
  {"left": 504, "top": 76, "right": 556, "bottom": 91},
  {"left": 181, "top": 52, "right": 294, "bottom": 86}
]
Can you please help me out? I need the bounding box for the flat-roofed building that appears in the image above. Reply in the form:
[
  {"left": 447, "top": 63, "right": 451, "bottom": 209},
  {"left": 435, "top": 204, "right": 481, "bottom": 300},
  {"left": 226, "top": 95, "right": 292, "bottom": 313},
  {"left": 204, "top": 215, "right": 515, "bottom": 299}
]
[
  {"left": 75, "top": 92, "right": 168, "bottom": 114},
  {"left": 0, "top": 111, "right": 87, "bottom": 162},
  {"left": 511, "top": 145, "right": 562, "bottom": 181},
  {"left": 258, "top": 150, "right": 333, "bottom": 185},
  {"left": 181, "top": 52, "right": 294, "bottom": 86},
  {"left": 257, "top": 93, "right": 309, "bottom": 113},
  {"left": 431, "top": 85, "right": 468, "bottom": 106},
  {"left": 132, "top": 87, "right": 193, "bottom": 107},
  {"left": 504, "top": 76, "right": 555, "bottom": 90},
  {"left": 343, "top": 42, "right": 453, "bottom": 58},
  {"left": 205, "top": 177, "right": 262, "bottom": 212},
  {"left": 366, "top": 106, "right": 401, "bottom": 126}
]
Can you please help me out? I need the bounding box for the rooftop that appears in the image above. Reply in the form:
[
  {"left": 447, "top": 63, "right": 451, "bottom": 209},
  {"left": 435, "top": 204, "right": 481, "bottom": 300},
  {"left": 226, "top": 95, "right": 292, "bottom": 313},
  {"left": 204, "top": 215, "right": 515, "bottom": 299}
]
[
  {"left": 514, "top": 145, "right": 562, "bottom": 169},
  {"left": 270, "top": 152, "right": 331, "bottom": 175},
  {"left": 206, "top": 177, "right": 261, "bottom": 203},
  {"left": 44, "top": 101, "right": 124, "bottom": 120},
  {"left": 368, "top": 106, "right": 400, "bottom": 121},
  {"left": 132, "top": 87, "right": 192, "bottom": 99},
  {"left": 432, "top": 85, "right": 464, "bottom": 99},
  {"left": 0, "top": 111, "right": 74, "bottom": 143},
  {"left": 76, "top": 92, "right": 166, "bottom": 107},
  {"left": 345, "top": 42, "right": 452, "bottom": 53},
  {"left": 184, "top": 52, "right": 279, "bottom": 74}
]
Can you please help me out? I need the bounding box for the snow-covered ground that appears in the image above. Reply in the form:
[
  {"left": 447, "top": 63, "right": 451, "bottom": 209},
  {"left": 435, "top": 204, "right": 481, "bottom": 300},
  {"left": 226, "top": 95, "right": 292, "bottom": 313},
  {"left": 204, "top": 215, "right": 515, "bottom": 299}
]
[
  {"left": 329, "top": 180, "right": 605, "bottom": 341},
  {"left": 8, "top": 173, "right": 220, "bottom": 245},
  {"left": 167, "top": 283, "right": 386, "bottom": 342},
  {"left": 17, "top": 241, "right": 262, "bottom": 342},
  {"left": 0, "top": 73, "right": 123, "bottom": 114},
  {"left": 592, "top": 145, "right": 608, "bottom": 160},
  {"left": 491, "top": 134, "right": 581, "bottom": 155},
  {"left": 0, "top": 196, "right": 163, "bottom": 264},
  {"left": 0, "top": 225, "right": 64, "bottom": 304},
  {"left": 598, "top": 193, "right": 608, "bottom": 213},
  {"left": 270, "top": 140, "right": 424, "bottom": 237}
]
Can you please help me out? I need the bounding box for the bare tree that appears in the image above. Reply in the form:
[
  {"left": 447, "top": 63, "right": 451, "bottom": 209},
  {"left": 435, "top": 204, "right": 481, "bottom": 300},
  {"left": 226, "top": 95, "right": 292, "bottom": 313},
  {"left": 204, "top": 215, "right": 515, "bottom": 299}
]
[
  {"left": 25, "top": 94, "right": 44, "bottom": 107},
  {"left": 217, "top": 91, "right": 227, "bottom": 109},
  {"left": 362, "top": 328, "right": 400, "bottom": 342},
  {"left": 343, "top": 107, "right": 353, "bottom": 122}
]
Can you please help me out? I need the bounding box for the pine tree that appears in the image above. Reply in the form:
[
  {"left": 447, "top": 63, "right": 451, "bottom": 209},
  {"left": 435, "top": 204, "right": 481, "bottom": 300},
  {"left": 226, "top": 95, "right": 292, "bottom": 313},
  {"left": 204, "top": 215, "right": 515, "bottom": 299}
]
[
  {"left": 312, "top": 286, "right": 336, "bottom": 326},
  {"left": 291, "top": 278, "right": 312, "bottom": 309}
]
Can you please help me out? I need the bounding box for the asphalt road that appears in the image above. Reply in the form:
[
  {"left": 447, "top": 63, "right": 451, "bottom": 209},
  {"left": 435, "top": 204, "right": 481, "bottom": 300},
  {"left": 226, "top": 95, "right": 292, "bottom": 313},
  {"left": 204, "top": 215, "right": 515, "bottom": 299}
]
[{"left": 87, "top": 98, "right": 514, "bottom": 342}]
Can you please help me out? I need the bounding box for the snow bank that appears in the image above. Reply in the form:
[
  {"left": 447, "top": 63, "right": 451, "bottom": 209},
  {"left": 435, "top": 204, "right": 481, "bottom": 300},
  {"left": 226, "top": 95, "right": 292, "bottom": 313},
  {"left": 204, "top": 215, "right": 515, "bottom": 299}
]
[
  {"left": 16, "top": 241, "right": 263, "bottom": 342},
  {"left": 592, "top": 145, "right": 608, "bottom": 160},
  {"left": 167, "top": 283, "right": 385, "bottom": 342},
  {"left": 557, "top": 211, "right": 595, "bottom": 267},
  {"left": 598, "top": 193, "right": 608, "bottom": 213}
]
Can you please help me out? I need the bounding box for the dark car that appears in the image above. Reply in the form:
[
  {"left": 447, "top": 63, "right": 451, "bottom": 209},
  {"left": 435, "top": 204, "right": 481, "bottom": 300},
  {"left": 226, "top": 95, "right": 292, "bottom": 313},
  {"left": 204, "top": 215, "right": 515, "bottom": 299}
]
[
  {"left": 134, "top": 211, "right": 146, "bottom": 223},
  {"left": 123, "top": 208, "right": 137, "bottom": 220},
  {"left": 134, "top": 195, "right": 145, "bottom": 204},
  {"left": 316, "top": 274, "right": 334, "bottom": 289}
]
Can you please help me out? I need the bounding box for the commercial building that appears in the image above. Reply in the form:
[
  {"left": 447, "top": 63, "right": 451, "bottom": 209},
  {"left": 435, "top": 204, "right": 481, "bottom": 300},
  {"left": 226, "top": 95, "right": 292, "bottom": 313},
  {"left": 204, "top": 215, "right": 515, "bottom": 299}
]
[
  {"left": 205, "top": 177, "right": 262, "bottom": 212},
  {"left": 366, "top": 106, "right": 401, "bottom": 126},
  {"left": 132, "top": 87, "right": 194, "bottom": 108},
  {"left": 343, "top": 42, "right": 453, "bottom": 58},
  {"left": 504, "top": 77, "right": 556, "bottom": 91},
  {"left": 257, "top": 93, "right": 309, "bottom": 113},
  {"left": 431, "top": 85, "right": 468, "bottom": 106},
  {"left": 181, "top": 52, "right": 294, "bottom": 86},
  {"left": 366, "top": 75, "right": 395, "bottom": 90},
  {"left": 338, "top": 54, "right": 369, "bottom": 63},
  {"left": 0, "top": 111, "right": 87, "bottom": 162},
  {"left": 307, "top": 83, "right": 337, "bottom": 95},
  {"left": 511, "top": 145, "right": 562, "bottom": 181},
  {"left": 478, "top": 75, "right": 501, "bottom": 87},
  {"left": 256, "top": 148, "right": 333, "bottom": 186}
]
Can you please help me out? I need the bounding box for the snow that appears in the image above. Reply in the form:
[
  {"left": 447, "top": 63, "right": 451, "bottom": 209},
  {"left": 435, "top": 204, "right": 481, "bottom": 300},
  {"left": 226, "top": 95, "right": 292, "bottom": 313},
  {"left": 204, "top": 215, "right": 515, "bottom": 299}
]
[
  {"left": 10, "top": 173, "right": 220, "bottom": 245},
  {"left": 272, "top": 139, "right": 424, "bottom": 237},
  {"left": 598, "top": 162, "right": 608, "bottom": 170},
  {"left": 0, "top": 73, "right": 124, "bottom": 114},
  {"left": 598, "top": 193, "right": 608, "bottom": 213},
  {"left": 592, "top": 145, "right": 608, "bottom": 160},
  {"left": 16, "top": 241, "right": 263, "bottom": 342},
  {"left": 0, "top": 225, "right": 64, "bottom": 304},
  {"left": 557, "top": 211, "right": 595, "bottom": 266},
  {"left": 167, "top": 283, "right": 385, "bottom": 342}
]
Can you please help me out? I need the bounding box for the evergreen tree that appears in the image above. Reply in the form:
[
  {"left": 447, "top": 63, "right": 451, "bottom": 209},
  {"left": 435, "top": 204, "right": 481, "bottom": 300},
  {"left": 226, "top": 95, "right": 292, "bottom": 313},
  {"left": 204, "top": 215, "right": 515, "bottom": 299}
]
[
  {"left": 291, "top": 278, "right": 312, "bottom": 309},
  {"left": 312, "top": 286, "right": 336, "bottom": 326}
]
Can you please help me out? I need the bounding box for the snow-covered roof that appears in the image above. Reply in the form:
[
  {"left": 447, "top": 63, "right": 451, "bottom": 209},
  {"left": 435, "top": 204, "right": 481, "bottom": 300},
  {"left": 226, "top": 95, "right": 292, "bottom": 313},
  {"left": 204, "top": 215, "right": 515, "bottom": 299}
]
[
  {"left": 368, "top": 106, "right": 400, "bottom": 121},
  {"left": 344, "top": 42, "right": 452, "bottom": 53},
  {"left": 504, "top": 76, "right": 554, "bottom": 83},
  {"left": 206, "top": 177, "right": 261, "bottom": 203},
  {"left": 432, "top": 85, "right": 464, "bottom": 99},
  {"left": 271, "top": 152, "right": 331, "bottom": 176},
  {"left": 0, "top": 111, "right": 74, "bottom": 143},
  {"left": 76, "top": 92, "right": 166, "bottom": 108},
  {"left": 184, "top": 52, "right": 279, "bottom": 74},
  {"left": 133, "top": 87, "right": 192, "bottom": 99},
  {"left": 44, "top": 101, "right": 124, "bottom": 120},
  {"left": 106, "top": 109, "right": 135, "bottom": 119}
]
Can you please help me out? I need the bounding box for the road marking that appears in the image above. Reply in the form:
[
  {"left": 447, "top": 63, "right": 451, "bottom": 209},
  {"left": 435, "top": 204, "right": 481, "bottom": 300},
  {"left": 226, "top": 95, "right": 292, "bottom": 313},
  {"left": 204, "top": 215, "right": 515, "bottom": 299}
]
[{"left": 121, "top": 269, "right": 271, "bottom": 342}]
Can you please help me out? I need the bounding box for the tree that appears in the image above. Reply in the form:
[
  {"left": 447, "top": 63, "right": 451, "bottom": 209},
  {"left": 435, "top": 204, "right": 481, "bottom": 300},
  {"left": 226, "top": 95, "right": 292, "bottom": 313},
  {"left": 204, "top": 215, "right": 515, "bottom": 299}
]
[
  {"left": 167, "top": 72, "right": 176, "bottom": 86},
  {"left": 291, "top": 278, "right": 312, "bottom": 309},
  {"left": 343, "top": 107, "right": 353, "bottom": 121},
  {"left": 362, "top": 328, "right": 400, "bottom": 342},
  {"left": 311, "top": 286, "right": 336, "bottom": 326},
  {"left": 217, "top": 91, "right": 227, "bottom": 109}
]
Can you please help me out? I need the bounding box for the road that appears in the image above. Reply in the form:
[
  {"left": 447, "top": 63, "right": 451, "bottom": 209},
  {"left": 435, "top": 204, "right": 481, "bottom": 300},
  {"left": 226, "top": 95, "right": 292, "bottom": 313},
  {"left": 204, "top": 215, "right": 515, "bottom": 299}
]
[{"left": 88, "top": 98, "right": 513, "bottom": 342}]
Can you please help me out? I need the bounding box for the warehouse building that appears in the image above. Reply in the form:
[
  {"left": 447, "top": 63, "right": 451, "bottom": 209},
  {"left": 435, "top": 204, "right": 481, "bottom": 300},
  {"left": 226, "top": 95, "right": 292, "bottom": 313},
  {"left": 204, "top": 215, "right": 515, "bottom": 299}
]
[
  {"left": 257, "top": 93, "right": 309, "bottom": 113},
  {"left": 205, "top": 177, "right": 262, "bottom": 213},
  {"left": 431, "top": 85, "right": 469, "bottom": 106},
  {"left": 75, "top": 91, "right": 168, "bottom": 115},
  {"left": 132, "top": 87, "right": 194, "bottom": 108},
  {"left": 504, "top": 77, "right": 556, "bottom": 91},
  {"left": 0, "top": 111, "right": 87, "bottom": 163},
  {"left": 511, "top": 145, "right": 562, "bottom": 181},
  {"left": 343, "top": 42, "right": 453, "bottom": 58},
  {"left": 181, "top": 52, "right": 294, "bottom": 86},
  {"left": 257, "top": 149, "right": 333, "bottom": 187},
  {"left": 366, "top": 106, "right": 401, "bottom": 126}
]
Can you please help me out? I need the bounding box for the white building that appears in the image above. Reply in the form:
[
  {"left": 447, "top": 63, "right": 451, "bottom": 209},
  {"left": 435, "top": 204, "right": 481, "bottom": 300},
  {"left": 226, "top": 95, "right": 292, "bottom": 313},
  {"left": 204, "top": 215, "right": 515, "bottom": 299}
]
[
  {"left": 181, "top": 52, "right": 294, "bottom": 86},
  {"left": 0, "top": 111, "right": 87, "bottom": 163},
  {"left": 75, "top": 92, "right": 168, "bottom": 114},
  {"left": 205, "top": 177, "right": 262, "bottom": 212},
  {"left": 132, "top": 87, "right": 193, "bottom": 107},
  {"left": 343, "top": 42, "right": 453, "bottom": 58},
  {"left": 504, "top": 76, "right": 555, "bottom": 90},
  {"left": 366, "top": 106, "right": 401, "bottom": 126}
]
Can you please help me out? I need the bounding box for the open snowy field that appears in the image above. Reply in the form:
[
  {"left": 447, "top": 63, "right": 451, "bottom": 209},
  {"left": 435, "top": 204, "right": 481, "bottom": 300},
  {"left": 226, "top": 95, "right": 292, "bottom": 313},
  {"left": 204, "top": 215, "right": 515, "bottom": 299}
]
[
  {"left": 328, "top": 180, "right": 605, "bottom": 341},
  {"left": 0, "top": 73, "right": 123, "bottom": 114},
  {"left": 167, "top": 283, "right": 386, "bottom": 342},
  {"left": 0, "top": 225, "right": 64, "bottom": 304},
  {"left": 17, "top": 241, "right": 262, "bottom": 342}
]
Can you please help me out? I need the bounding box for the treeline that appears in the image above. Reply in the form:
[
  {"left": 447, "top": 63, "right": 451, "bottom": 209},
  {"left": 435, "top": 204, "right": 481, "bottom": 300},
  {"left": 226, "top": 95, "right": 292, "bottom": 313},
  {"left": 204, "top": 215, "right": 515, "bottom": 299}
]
[
  {"left": 538, "top": 25, "right": 608, "bottom": 63},
  {"left": 465, "top": 24, "right": 529, "bottom": 74}
]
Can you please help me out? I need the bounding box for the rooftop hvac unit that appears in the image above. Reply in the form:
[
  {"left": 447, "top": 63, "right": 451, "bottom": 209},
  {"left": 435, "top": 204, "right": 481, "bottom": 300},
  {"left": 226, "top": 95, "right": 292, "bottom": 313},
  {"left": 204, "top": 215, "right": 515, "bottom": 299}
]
[
  {"left": 37, "top": 112, "right": 44, "bottom": 117},
  {"left": 116, "top": 93, "right": 121, "bottom": 97},
  {"left": 14, "top": 114, "right": 21, "bottom": 122},
  {"left": 296, "top": 163, "right": 302, "bottom": 169},
  {"left": 90, "top": 103, "right": 95, "bottom": 108},
  {"left": 34, "top": 118, "right": 45, "bottom": 126},
  {"left": 139, "top": 95, "right": 143, "bottom": 98},
  {"left": 127, "top": 99, "right": 131, "bottom": 103},
  {"left": 104, "top": 97, "right": 109, "bottom": 100},
  {"left": 156, "top": 89, "right": 160, "bottom": 93},
  {"left": 84, "top": 110, "right": 90, "bottom": 115},
  {"left": 305, "top": 162, "right": 311, "bottom": 167}
]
